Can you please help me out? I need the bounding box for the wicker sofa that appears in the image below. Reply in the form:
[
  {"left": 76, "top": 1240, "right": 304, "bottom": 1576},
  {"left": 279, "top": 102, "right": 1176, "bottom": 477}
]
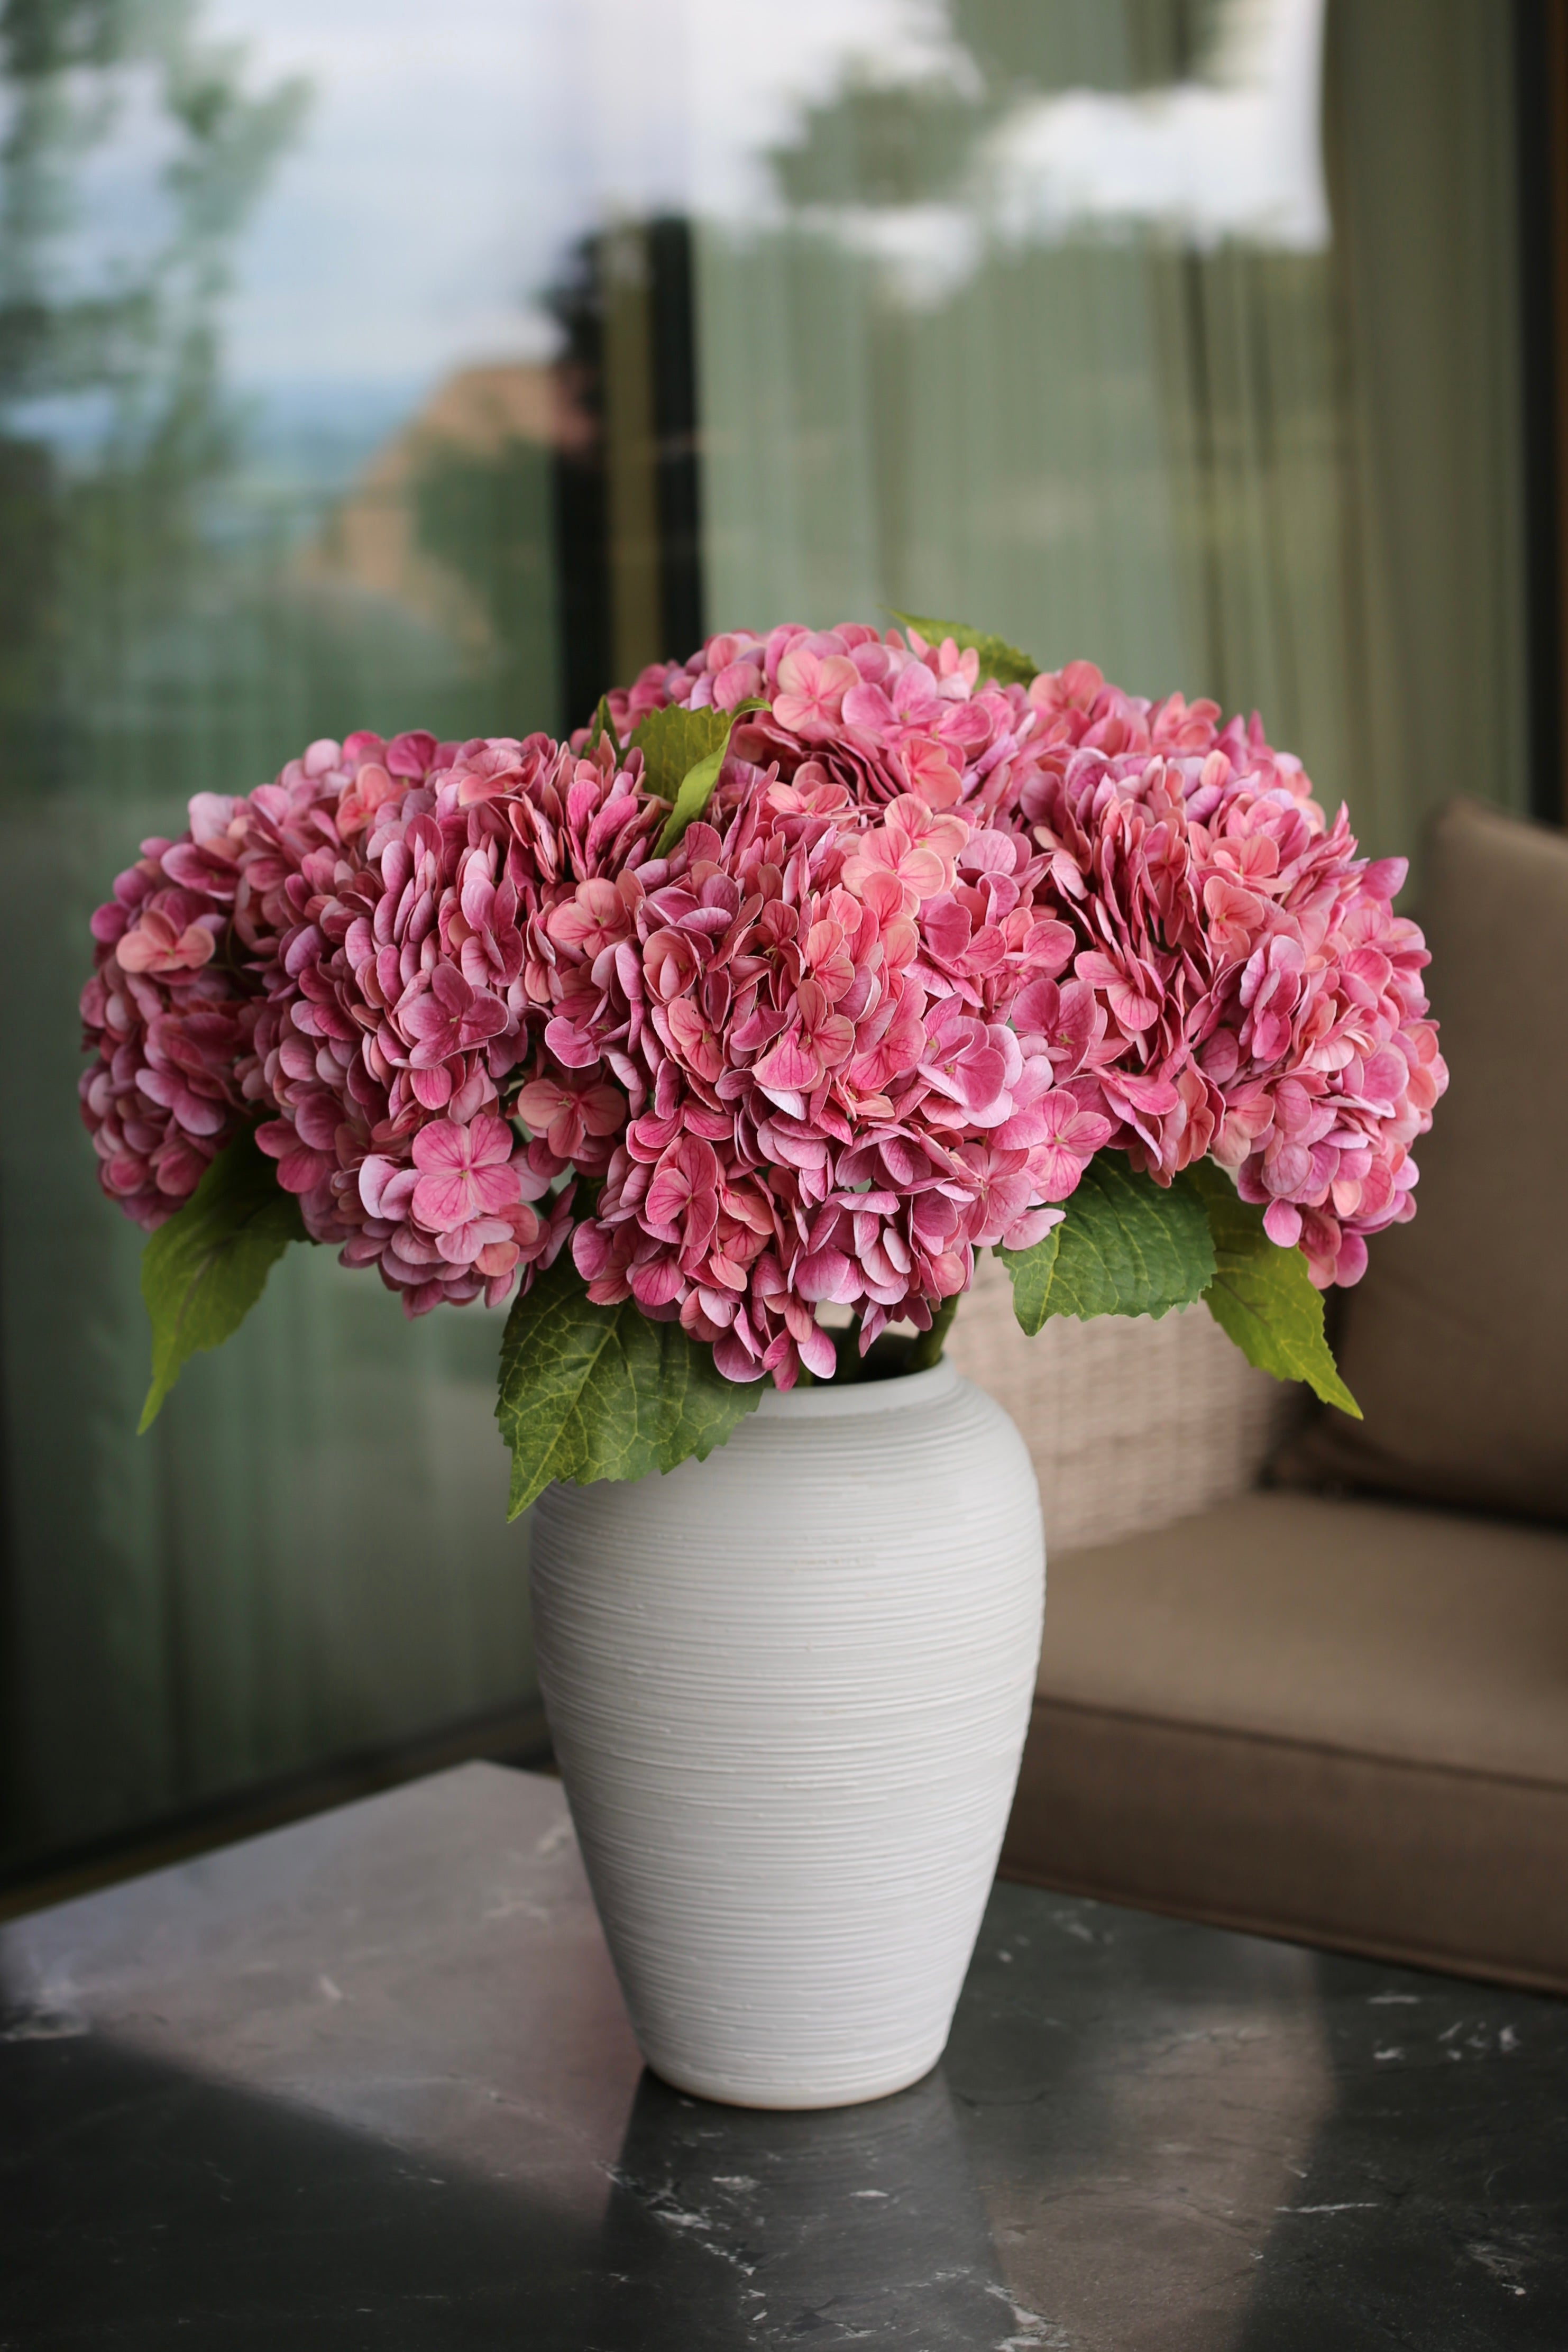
[{"left": 951, "top": 801, "right": 1568, "bottom": 1994}]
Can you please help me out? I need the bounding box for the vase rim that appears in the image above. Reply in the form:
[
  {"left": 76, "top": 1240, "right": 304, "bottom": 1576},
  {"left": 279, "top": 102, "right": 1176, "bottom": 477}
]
[{"left": 755, "top": 1355, "right": 960, "bottom": 1420}]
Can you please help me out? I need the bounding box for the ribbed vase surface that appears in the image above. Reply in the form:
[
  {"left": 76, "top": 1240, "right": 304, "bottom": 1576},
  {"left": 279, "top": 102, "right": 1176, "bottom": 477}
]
[{"left": 529, "top": 1359, "right": 1045, "bottom": 2109}]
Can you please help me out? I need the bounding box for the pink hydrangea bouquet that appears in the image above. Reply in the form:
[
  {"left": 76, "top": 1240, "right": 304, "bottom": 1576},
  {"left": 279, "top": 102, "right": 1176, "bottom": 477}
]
[{"left": 81, "top": 617, "right": 1445, "bottom": 1514}]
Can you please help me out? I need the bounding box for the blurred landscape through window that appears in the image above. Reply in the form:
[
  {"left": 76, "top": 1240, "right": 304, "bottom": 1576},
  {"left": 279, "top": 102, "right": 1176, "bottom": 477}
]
[{"left": 0, "top": 0, "right": 1532, "bottom": 1874}]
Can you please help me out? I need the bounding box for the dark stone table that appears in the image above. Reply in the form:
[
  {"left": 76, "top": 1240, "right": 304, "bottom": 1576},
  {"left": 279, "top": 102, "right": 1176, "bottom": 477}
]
[{"left": 2, "top": 1764, "right": 1564, "bottom": 2349}]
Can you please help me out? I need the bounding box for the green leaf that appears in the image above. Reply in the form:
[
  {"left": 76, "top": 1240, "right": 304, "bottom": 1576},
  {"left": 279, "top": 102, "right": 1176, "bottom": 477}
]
[
  {"left": 583, "top": 694, "right": 622, "bottom": 763},
  {"left": 631, "top": 702, "right": 733, "bottom": 806},
  {"left": 998, "top": 1154, "right": 1216, "bottom": 1335},
  {"left": 495, "top": 1248, "right": 763, "bottom": 1519},
  {"left": 1181, "top": 1159, "right": 1362, "bottom": 1417},
  {"left": 138, "top": 1129, "right": 307, "bottom": 1432},
  {"left": 655, "top": 741, "right": 731, "bottom": 855},
  {"left": 887, "top": 611, "right": 1039, "bottom": 688},
  {"left": 628, "top": 701, "right": 766, "bottom": 855}
]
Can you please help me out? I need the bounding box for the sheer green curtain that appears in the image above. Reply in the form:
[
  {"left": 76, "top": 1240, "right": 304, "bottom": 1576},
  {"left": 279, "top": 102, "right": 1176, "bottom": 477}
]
[
  {"left": 1326, "top": 0, "right": 1529, "bottom": 850},
  {"left": 0, "top": 0, "right": 1533, "bottom": 1874},
  {"left": 695, "top": 0, "right": 1528, "bottom": 863},
  {"left": 0, "top": 1, "right": 567, "bottom": 1868}
]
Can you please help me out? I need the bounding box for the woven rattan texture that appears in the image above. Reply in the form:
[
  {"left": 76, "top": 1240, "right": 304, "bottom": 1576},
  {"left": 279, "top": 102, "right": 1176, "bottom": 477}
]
[{"left": 946, "top": 1255, "right": 1299, "bottom": 1554}]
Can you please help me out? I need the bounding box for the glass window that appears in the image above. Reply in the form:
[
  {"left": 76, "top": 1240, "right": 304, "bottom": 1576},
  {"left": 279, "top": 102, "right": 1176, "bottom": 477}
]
[{"left": 0, "top": 0, "right": 1532, "bottom": 1875}]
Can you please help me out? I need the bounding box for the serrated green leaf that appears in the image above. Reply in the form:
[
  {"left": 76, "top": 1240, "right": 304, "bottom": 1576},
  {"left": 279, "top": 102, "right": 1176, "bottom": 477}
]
[
  {"left": 138, "top": 1129, "right": 307, "bottom": 1432},
  {"left": 998, "top": 1224, "right": 1062, "bottom": 1334},
  {"left": 998, "top": 1154, "right": 1216, "bottom": 1335},
  {"left": 627, "top": 701, "right": 766, "bottom": 854},
  {"left": 1181, "top": 1159, "right": 1361, "bottom": 1417},
  {"left": 888, "top": 611, "right": 1039, "bottom": 688},
  {"left": 495, "top": 1248, "right": 762, "bottom": 1518},
  {"left": 630, "top": 702, "right": 735, "bottom": 805}
]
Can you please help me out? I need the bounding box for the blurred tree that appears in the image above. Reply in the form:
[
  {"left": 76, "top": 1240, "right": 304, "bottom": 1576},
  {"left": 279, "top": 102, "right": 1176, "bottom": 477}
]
[
  {"left": 768, "top": 70, "right": 984, "bottom": 211},
  {"left": 0, "top": 0, "right": 307, "bottom": 782},
  {"left": 0, "top": 0, "right": 305, "bottom": 1860}
]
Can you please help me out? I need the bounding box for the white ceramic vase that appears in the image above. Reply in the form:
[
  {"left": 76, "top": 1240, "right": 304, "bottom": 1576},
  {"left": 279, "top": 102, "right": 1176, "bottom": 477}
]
[{"left": 528, "top": 1357, "right": 1044, "bottom": 2110}]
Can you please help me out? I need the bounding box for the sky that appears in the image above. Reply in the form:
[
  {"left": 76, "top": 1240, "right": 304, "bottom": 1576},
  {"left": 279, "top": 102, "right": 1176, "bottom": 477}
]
[
  {"left": 15, "top": 0, "right": 1328, "bottom": 408},
  {"left": 197, "top": 0, "right": 965, "bottom": 392}
]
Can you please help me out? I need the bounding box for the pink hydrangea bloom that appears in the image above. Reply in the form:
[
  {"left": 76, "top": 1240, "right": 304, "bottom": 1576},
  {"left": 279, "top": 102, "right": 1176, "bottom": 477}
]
[
  {"left": 81, "top": 727, "right": 659, "bottom": 1316},
  {"left": 593, "top": 623, "right": 1039, "bottom": 822},
  {"left": 86, "top": 624, "right": 1446, "bottom": 1377},
  {"left": 563, "top": 774, "right": 1085, "bottom": 1386},
  {"left": 595, "top": 630, "right": 1446, "bottom": 1294},
  {"left": 1009, "top": 667, "right": 1447, "bottom": 1287},
  {"left": 236, "top": 727, "right": 665, "bottom": 1314},
  {"left": 79, "top": 794, "right": 258, "bottom": 1227},
  {"left": 79, "top": 733, "right": 456, "bottom": 1232}
]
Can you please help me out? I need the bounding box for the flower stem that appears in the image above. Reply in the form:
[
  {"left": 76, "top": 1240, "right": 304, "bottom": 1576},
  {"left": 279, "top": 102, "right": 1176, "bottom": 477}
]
[
  {"left": 832, "top": 1315, "right": 866, "bottom": 1381},
  {"left": 905, "top": 1294, "right": 959, "bottom": 1373}
]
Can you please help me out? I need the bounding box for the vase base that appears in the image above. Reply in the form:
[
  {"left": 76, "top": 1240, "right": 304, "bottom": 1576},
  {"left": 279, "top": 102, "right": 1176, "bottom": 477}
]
[{"left": 640, "top": 2047, "right": 945, "bottom": 2112}]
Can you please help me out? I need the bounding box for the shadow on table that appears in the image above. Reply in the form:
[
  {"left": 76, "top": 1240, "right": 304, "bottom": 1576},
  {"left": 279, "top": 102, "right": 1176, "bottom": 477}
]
[
  {"left": 18, "top": 1887, "right": 1562, "bottom": 2351},
  {"left": 0, "top": 2030, "right": 606, "bottom": 2348},
  {"left": 1, "top": 2026, "right": 1022, "bottom": 2349}
]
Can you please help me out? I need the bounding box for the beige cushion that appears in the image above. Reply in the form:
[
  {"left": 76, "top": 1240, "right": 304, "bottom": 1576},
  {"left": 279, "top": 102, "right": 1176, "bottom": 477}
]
[
  {"left": 1002, "top": 1491, "right": 1568, "bottom": 1989},
  {"left": 1290, "top": 798, "right": 1568, "bottom": 1522}
]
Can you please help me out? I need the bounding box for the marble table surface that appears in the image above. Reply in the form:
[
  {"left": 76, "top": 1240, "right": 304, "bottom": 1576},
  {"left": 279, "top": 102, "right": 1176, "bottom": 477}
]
[{"left": 2, "top": 1762, "right": 1564, "bottom": 2349}]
